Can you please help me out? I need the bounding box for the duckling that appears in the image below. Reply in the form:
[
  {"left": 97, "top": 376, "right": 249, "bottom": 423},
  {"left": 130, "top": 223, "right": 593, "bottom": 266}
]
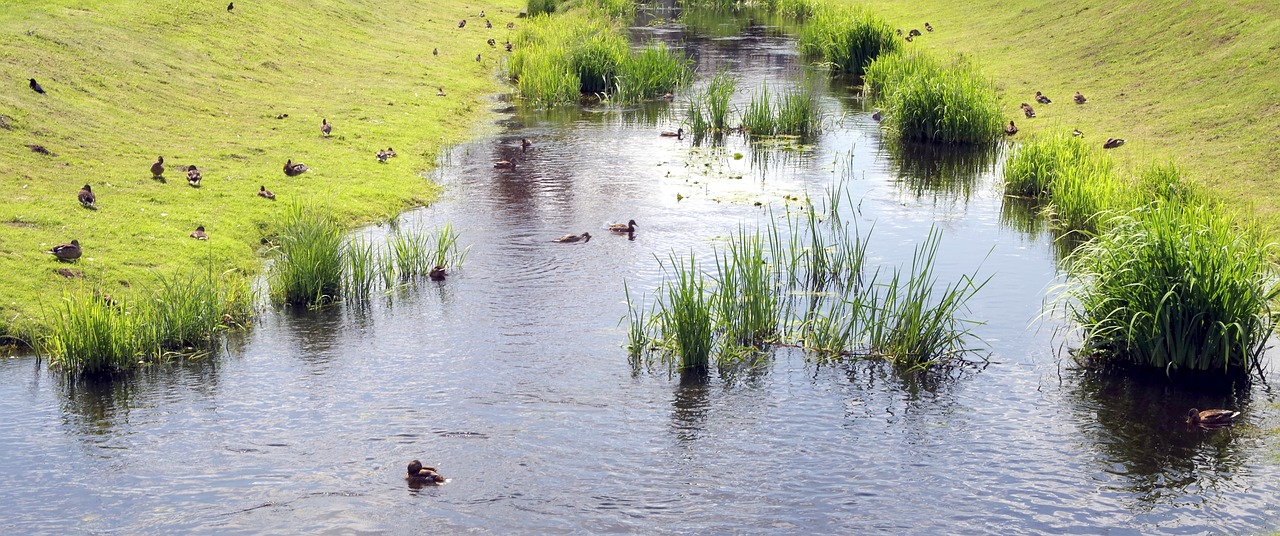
[
  {"left": 258, "top": 185, "right": 275, "bottom": 200},
  {"left": 377, "top": 149, "right": 389, "bottom": 163},
  {"left": 458, "top": 19, "right": 466, "bottom": 28},
  {"left": 478, "top": 10, "right": 485, "bottom": 17},
  {"left": 1021, "top": 103, "right": 1035, "bottom": 118},
  {"left": 191, "top": 225, "right": 208, "bottom": 240},
  {"left": 429, "top": 265, "right": 447, "bottom": 281},
  {"left": 150, "top": 156, "right": 165, "bottom": 179},
  {"left": 48, "top": 239, "right": 81, "bottom": 261},
  {"left": 507, "top": 22, "right": 515, "bottom": 29},
  {"left": 485, "top": 19, "right": 493, "bottom": 29},
  {"left": 1073, "top": 91, "right": 1087, "bottom": 104},
  {"left": 284, "top": 159, "right": 310, "bottom": 176},
  {"left": 487, "top": 38, "right": 496, "bottom": 48},
  {"left": 1072, "top": 128, "right": 1084, "bottom": 138},
  {"left": 925, "top": 22, "right": 933, "bottom": 32},
  {"left": 553, "top": 232, "right": 591, "bottom": 243},
  {"left": 77, "top": 184, "right": 96, "bottom": 209},
  {"left": 521, "top": 138, "right": 532, "bottom": 151},
  {"left": 385, "top": 147, "right": 397, "bottom": 158},
  {"left": 909, "top": 29, "right": 921, "bottom": 37},
  {"left": 29, "top": 78, "right": 45, "bottom": 94},
  {"left": 1188, "top": 408, "right": 1240, "bottom": 427},
  {"left": 1102, "top": 138, "right": 1125, "bottom": 149},
  {"left": 1035, "top": 91, "right": 1051, "bottom": 104},
  {"left": 659, "top": 127, "right": 684, "bottom": 139},
  {"left": 493, "top": 159, "right": 516, "bottom": 169},
  {"left": 871, "top": 109, "right": 882, "bottom": 122},
  {"left": 437, "top": 87, "right": 447, "bottom": 97},
  {"left": 320, "top": 118, "right": 332, "bottom": 137},
  {"left": 1004, "top": 121, "right": 1018, "bottom": 136},
  {"left": 405, "top": 460, "right": 446, "bottom": 485},
  {"left": 433, "top": 48, "right": 439, "bottom": 56},
  {"left": 187, "top": 165, "right": 202, "bottom": 186},
  {"left": 608, "top": 219, "right": 637, "bottom": 234}
]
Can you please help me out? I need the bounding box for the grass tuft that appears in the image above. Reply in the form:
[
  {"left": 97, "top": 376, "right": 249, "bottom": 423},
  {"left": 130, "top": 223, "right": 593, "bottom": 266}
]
[{"left": 864, "top": 50, "right": 1003, "bottom": 144}]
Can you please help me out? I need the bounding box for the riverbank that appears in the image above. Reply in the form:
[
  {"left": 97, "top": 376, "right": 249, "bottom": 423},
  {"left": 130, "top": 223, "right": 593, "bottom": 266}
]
[
  {"left": 855, "top": 0, "right": 1279, "bottom": 229},
  {"left": 0, "top": 0, "right": 519, "bottom": 341}
]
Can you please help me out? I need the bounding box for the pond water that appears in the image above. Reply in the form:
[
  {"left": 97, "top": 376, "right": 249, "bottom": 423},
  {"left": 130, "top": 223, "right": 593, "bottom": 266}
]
[{"left": 2, "top": 10, "right": 1278, "bottom": 535}]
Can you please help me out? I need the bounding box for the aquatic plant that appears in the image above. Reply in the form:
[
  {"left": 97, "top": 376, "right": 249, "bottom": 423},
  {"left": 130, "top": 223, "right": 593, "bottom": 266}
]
[
  {"left": 615, "top": 42, "right": 694, "bottom": 102},
  {"left": 137, "top": 267, "right": 230, "bottom": 354},
  {"left": 657, "top": 254, "right": 714, "bottom": 371},
  {"left": 798, "top": 6, "right": 899, "bottom": 74},
  {"left": 742, "top": 83, "right": 823, "bottom": 138},
  {"left": 864, "top": 51, "right": 1003, "bottom": 144},
  {"left": 686, "top": 70, "right": 738, "bottom": 136},
  {"left": 1001, "top": 131, "right": 1140, "bottom": 232},
  {"left": 428, "top": 223, "right": 469, "bottom": 269},
  {"left": 527, "top": 0, "right": 558, "bottom": 16},
  {"left": 43, "top": 292, "right": 140, "bottom": 374},
  {"left": 713, "top": 229, "right": 781, "bottom": 348},
  {"left": 344, "top": 235, "right": 379, "bottom": 301},
  {"left": 1060, "top": 203, "right": 1277, "bottom": 376},
  {"left": 271, "top": 205, "right": 345, "bottom": 306}
]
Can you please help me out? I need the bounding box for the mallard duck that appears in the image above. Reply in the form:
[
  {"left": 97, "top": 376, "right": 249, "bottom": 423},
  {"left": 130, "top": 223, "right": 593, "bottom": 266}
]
[
  {"left": 505, "top": 42, "right": 513, "bottom": 52},
  {"left": 1073, "top": 91, "right": 1087, "bottom": 104},
  {"left": 284, "top": 159, "right": 309, "bottom": 176},
  {"left": 429, "top": 265, "right": 447, "bottom": 281},
  {"left": 905, "top": 34, "right": 914, "bottom": 42},
  {"left": 925, "top": 22, "right": 933, "bottom": 32},
  {"left": 77, "top": 184, "right": 96, "bottom": 208},
  {"left": 385, "top": 147, "right": 397, "bottom": 157},
  {"left": 458, "top": 19, "right": 466, "bottom": 28},
  {"left": 485, "top": 20, "right": 493, "bottom": 29},
  {"left": 871, "top": 109, "right": 882, "bottom": 122},
  {"left": 478, "top": 10, "right": 485, "bottom": 17},
  {"left": 1103, "top": 138, "right": 1125, "bottom": 149},
  {"left": 609, "top": 219, "right": 637, "bottom": 233},
  {"left": 191, "top": 225, "right": 208, "bottom": 240},
  {"left": 30, "top": 78, "right": 45, "bottom": 94},
  {"left": 1035, "top": 91, "right": 1051, "bottom": 104},
  {"left": 662, "top": 92, "right": 674, "bottom": 100},
  {"left": 320, "top": 118, "right": 331, "bottom": 137},
  {"left": 475, "top": 53, "right": 481, "bottom": 62},
  {"left": 433, "top": 48, "right": 438, "bottom": 56},
  {"left": 507, "top": 22, "right": 515, "bottom": 29},
  {"left": 151, "top": 156, "right": 165, "bottom": 178},
  {"left": 494, "top": 159, "right": 516, "bottom": 169},
  {"left": 1004, "top": 121, "right": 1018, "bottom": 136},
  {"left": 187, "top": 165, "right": 202, "bottom": 186},
  {"left": 377, "top": 149, "right": 389, "bottom": 163},
  {"left": 521, "top": 138, "right": 532, "bottom": 151},
  {"left": 1021, "top": 103, "right": 1035, "bottom": 118},
  {"left": 909, "top": 29, "right": 921, "bottom": 37},
  {"left": 487, "top": 38, "right": 496, "bottom": 47},
  {"left": 405, "top": 460, "right": 446, "bottom": 485},
  {"left": 48, "top": 239, "right": 81, "bottom": 261},
  {"left": 1188, "top": 408, "right": 1240, "bottom": 426},
  {"left": 553, "top": 232, "right": 591, "bottom": 243},
  {"left": 258, "top": 185, "right": 275, "bottom": 200},
  {"left": 437, "top": 87, "right": 446, "bottom": 97},
  {"left": 659, "top": 127, "right": 683, "bottom": 139},
  {"left": 1072, "top": 128, "right": 1084, "bottom": 138}
]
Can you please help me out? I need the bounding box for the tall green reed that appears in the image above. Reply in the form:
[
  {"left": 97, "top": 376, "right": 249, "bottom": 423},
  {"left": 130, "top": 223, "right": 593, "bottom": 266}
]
[
  {"left": 271, "top": 204, "right": 345, "bottom": 306},
  {"left": 864, "top": 51, "right": 1002, "bottom": 144},
  {"left": 798, "top": 6, "right": 899, "bottom": 74},
  {"left": 686, "top": 70, "right": 738, "bottom": 136}
]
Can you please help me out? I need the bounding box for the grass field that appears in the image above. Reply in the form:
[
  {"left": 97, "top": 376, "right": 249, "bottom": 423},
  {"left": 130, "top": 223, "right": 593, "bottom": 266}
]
[
  {"left": 855, "top": 0, "right": 1279, "bottom": 228},
  {"left": 0, "top": 0, "right": 520, "bottom": 339}
]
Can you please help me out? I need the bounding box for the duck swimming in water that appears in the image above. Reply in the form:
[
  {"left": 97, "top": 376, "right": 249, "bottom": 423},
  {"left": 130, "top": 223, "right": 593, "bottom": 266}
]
[
  {"left": 405, "top": 460, "right": 446, "bottom": 485},
  {"left": 660, "top": 127, "right": 683, "bottom": 139},
  {"left": 429, "top": 265, "right": 447, "bottom": 281},
  {"left": 609, "top": 219, "right": 637, "bottom": 234},
  {"left": 493, "top": 159, "right": 516, "bottom": 169},
  {"left": 553, "top": 232, "right": 591, "bottom": 243},
  {"left": 1187, "top": 408, "right": 1239, "bottom": 427}
]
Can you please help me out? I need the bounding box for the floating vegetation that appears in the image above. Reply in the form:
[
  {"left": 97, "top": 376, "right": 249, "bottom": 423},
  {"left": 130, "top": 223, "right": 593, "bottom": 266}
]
[
  {"left": 797, "top": 5, "right": 899, "bottom": 74},
  {"left": 627, "top": 187, "right": 988, "bottom": 373},
  {"left": 1058, "top": 202, "right": 1278, "bottom": 377},
  {"left": 864, "top": 51, "right": 1003, "bottom": 144}
]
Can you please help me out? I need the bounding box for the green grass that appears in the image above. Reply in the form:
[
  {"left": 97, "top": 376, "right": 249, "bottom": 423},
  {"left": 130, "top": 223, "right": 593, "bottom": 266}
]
[
  {"left": 797, "top": 5, "right": 899, "bottom": 74},
  {"left": 854, "top": 0, "right": 1280, "bottom": 237},
  {"left": 864, "top": 50, "right": 1003, "bottom": 144},
  {"left": 686, "top": 70, "right": 738, "bottom": 136},
  {"left": 615, "top": 42, "right": 695, "bottom": 102},
  {"left": 1058, "top": 202, "right": 1279, "bottom": 376},
  {"left": 271, "top": 205, "right": 345, "bottom": 306},
  {"left": 742, "top": 83, "right": 823, "bottom": 138},
  {"left": 0, "top": 0, "right": 518, "bottom": 338}
]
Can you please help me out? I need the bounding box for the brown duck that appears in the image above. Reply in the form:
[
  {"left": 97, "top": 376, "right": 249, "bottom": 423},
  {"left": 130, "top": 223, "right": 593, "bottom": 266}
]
[
  {"left": 78, "top": 184, "right": 96, "bottom": 208},
  {"left": 494, "top": 159, "right": 516, "bottom": 169},
  {"left": 1073, "top": 91, "right": 1087, "bottom": 104},
  {"left": 1021, "top": 103, "right": 1035, "bottom": 118},
  {"left": 258, "top": 185, "right": 275, "bottom": 200},
  {"left": 1187, "top": 408, "right": 1239, "bottom": 427},
  {"left": 284, "top": 159, "right": 309, "bottom": 176},
  {"left": 1004, "top": 121, "right": 1018, "bottom": 136},
  {"left": 553, "top": 232, "right": 591, "bottom": 243},
  {"left": 660, "top": 127, "right": 683, "bottom": 139},
  {"left": 320, "top": 118, "right": 332, "bottom": 137},
  {"left": 151, "top": 156, "right": 165, "bottom": 178},
  {"left": 191, "top": 225, "right": 208, "bottom": 240},
  {"left": 609, "top": 219, "right": 637, "bottom": 234},
  {"left": 405, "top": 460, "right": 446, "bottom": 485},
  {"left": 187, "top": 165, "right": 202, "bottom": 186},
  {"left": 1035, "top": 91, "right": 1051, "bottom": 104},
  {"left": 1102, "top": 138, "right": 1125, "bottom": 149},
  {"left": 429, "top": 265, "right": 447, "bottom": 281},
  {"left": 48, "top": 239, "right": 81, "bottom": 261}
]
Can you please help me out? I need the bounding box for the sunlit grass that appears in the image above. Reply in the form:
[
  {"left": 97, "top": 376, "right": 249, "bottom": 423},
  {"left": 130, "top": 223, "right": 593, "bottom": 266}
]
[{"left": 864, "top": 50, "right": 1002, "bottom": 144}]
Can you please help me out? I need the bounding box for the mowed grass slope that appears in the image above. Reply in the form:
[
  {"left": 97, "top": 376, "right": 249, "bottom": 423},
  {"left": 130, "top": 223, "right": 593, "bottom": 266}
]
[
  {"left": 854, "top": 0, "right": 1280, "bottom": 227},
  {"left": 0, "top": 0, "right": 519, "bottom": 336}
]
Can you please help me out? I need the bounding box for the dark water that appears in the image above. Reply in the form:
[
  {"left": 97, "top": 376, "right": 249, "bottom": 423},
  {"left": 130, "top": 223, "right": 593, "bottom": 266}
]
[{"left": 2, "top": 13, "right": 1279, "bottom": 536}]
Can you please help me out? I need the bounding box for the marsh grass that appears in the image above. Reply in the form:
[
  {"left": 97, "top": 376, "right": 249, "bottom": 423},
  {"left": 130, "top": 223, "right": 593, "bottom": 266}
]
[
  {"left": 686, "top": 70, "right": 738, "bottom": 136},
  {"left": 1060, "top": 203, "right": 1278, "bottom": 376},
  {"left": 1001, "top": 131, "right": 1141, "bottom": 233},
  {"left": 615, "top": 42, "right": 694, "bottom": 102},
  {"left": 743, "top": 83, "right": 823, "bottom": 138},
  {"left": 864, "top": 51, "right": 1002, "bottom": 144},
  {"left": 798, "top": 6, "right": 899, "bottom": 74},
  {"left": 657, "top": 254, "right": 714, "bottom": 371},
  {"left": 713, "top": 229, "right": 781, "bottom": 348},
  {"left": 344, "top": 236, "right": 379, "bottom": 301},
  {"left": 528, "top": 0, "right": 559, "bottom": 16},
  {"left": 272, "top": 205, "right": 345, "bottom": 306}
]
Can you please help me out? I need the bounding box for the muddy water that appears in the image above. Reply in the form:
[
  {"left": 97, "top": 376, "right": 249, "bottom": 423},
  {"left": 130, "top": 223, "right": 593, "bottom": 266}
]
[{"left": 2, "top": 12, "right": 1278, "bottom": 536}]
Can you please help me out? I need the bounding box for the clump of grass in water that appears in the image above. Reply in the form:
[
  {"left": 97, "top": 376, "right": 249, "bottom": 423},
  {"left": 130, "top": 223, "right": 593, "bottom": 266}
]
[
  {"left": 1001, "top": 131, "right": 1140, "bottom": 233},
  {"left": 798, "top": 6, "right": 899, "bottom": 75},
  {"left": 271, "top": 205, "right": 345, "bottom": 306},
  {"left": 614, "top": 42, "right": 694, "bottom": 102},
  {"left": 1059, "top": 202, "right": 1278, "bottom": 377},
  {"left": 656, "top": 254, "right": 714, "bottom": 372},
  {"left": 742, "top": 83, "right": 823, "bottom": 138},
  {"left": 390, "top": 230, "right": 434, "bottom": 279},
  {"left": 686, "top": 70, "right": 738, "bottom": 137},
  {"left": 44, "top": 292, "right": 140, "bottom": 374},
  {"left": 344, "top": 235, "right": 379, "bottom": 301},
  {"left": 713, "top": 228, "right": 781, "bottom": 349},
  {"left": 864, "top": 50, "right": 1003, "bottom": 144}
]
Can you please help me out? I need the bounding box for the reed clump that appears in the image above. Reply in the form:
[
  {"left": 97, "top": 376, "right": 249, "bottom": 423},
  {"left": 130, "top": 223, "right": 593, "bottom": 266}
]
[
  {"left": 742, "top": 83, "right": 823, "bottom": 138},
  {"left": 1002, "top": 131, "right": 1142, "bottom": 232},
  {"left": 615, "top": 42, "right": 695, "bottom": 102},
  {"left": 864, "top": 51, "right": 1003, "bottom": 144},
  {"left": 686, "top": 70, "right": 738, "bottom": 136},
  {"left": 1059, "top": 202, "right": 1278, "bottom": 377},
  {"left": 271, "top": 205, "right": 345, "bottom": 306},
  {"left": 797, "top": 5, "right": 899, "bottom": 75}
]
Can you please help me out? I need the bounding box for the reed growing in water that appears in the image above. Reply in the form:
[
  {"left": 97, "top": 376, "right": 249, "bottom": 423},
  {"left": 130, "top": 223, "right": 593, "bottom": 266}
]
[
  {"left": 615, "top": 42, "right": 694, "bottom": 102},
  {"left": 1001, "top": 130, "right": 1144, "bottom": 233},
  {"left": 797, "top": 5, "right": 899, "bottom": 74},
  {"left": 864, "top": 51, "right": 1003, "bottom": 144},
  {"left": 271, "top": 205, "right": 345, "bottom": 306},
  {"left": 742, "top": 83, "right": 823, "bottom": 138},
  {"left": 1059, "top": 202, "right": 1278, "bottom": 376},
  {"left": 686, "top": 70, "right": 738, "bottom": 136}
]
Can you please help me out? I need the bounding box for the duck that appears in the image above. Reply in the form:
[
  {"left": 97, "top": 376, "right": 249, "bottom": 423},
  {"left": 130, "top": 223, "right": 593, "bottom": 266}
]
[
  {"left": 1035, "top": 91, "right": 1051, "bottom": 104},
  {"left": 437, "top": 87, "right": 446, "bottom": 96},
  {"left": 1004, "top": 121, "right": 1018, "bottom": 136},
  {"left": 475, "top": 53, "right": 481, "bottom": 62},
  {"left": 478, "top": 10, "right": 485, "bottom": 17},
  {"left": 429, "top": 265, "right": 447, "bottom": 281},
  {"left": 433, "top": 48, "right": 438, "bottom": 56},
  {"left": 905, "top": 34, "right": 914, "bottom": 42},
  {"left": 553, "top": 232, "right": 591, "bottom": 243},
  {"left": 609, "top": 219, "right": 637, "bottom": 234},
  {"left": 487, "top": 38, "right": 496, "bottom": 47},
  {"left": 485, "top": 19, "right": 493, "bottom": 29},
  {"left": 187, "top": 165, "right": 202, "bottom": 186},
  {"left": 385, "top": 147, "right": 397, "bottom": 158},
  {"left": 1072, "top": 128, "right": 1084, "bottom": 138},
  {"left": 925, "top": 22, "right": 934, "bottom": 32},
  {"left": 871, "top": 109, "right": 882, "bottom": 122},
  {"left": 1021, "top": 103, "right": 1035, "bottom": 118},
  {"left": 320, "top": 118, "right": 331, "bottom": 137},
  {"left": 521, "top": 138, "right": 532, "bottom": 151},
  {"left": 659, "top": 127, "right": 684, "bottom": 139},
  {"left": 909, "top": 29, "right": 921, "bottom": 37},
  {"left": 29, "top": 78, "right": 45, "bottom": 94},
  {"left": 377, "top": 149, "right": 389, "bottom": 163},
  {"left": 405, "top": 460, "right": 446, "bottom": 485},
  {"left": 227, "top": 2, "right": 234, "bottom": 11},
  {"left": 1188, "top": 408, "right": 1239, "bottom": 426},
  {"left": 507, "top": 22, "right": 515, "bottom": 29},
  {"left": 77, "top": 184, "right": 96, "bottom": 208},
  {"left": 1073, "top": 91, "right": 1087, "bottom": 104},
  {"left": 284, "top": 159, "right": 309, "bottom": 176},
  {"left": 458, "top": 19, "right": 466, "bottom": 28},
  {"left": 493, "top": 159, "right": 516, "bottom": 169},
  {"left": 48, "top": 239, "right": 81, "bottom": 261},
  {"left": 150, "top": 156, "right": 165, "bottom": 178},
  {"left": 505, "top": 42, "right": 513, "bottom": 52},
  {"left": 896, "top": 29, "right": 903, "bottom": 36},
  {"left": 258, "top": 185, "right": 275, "bottom": 200},
  {"left": 662, "top": 92, "right": 674, "bottom": 100},
  {"left": 1103, "top": 138, "right": 1125, "bottom": 149},
  {"left": 191, "top": 225, "right": 208, "bottom": 240}
]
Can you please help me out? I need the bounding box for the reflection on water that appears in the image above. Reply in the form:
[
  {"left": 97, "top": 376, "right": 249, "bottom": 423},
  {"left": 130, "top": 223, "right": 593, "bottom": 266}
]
[{"left": 887, "top": 141, "right": 1001, "bottom": 201}]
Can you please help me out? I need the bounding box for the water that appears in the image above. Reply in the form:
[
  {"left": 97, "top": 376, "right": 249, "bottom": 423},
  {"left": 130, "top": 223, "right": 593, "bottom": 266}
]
[{"left": 2, "top": 12, "right": 1278, "bottom": 535}]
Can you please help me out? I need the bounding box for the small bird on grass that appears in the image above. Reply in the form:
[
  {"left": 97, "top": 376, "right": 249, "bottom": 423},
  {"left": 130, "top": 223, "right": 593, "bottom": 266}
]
[
  {"left": 77, "top": 184, "right": 96, "bottom": 209},
  {"left": 187, "top": 165, "right": 202, "bottom": 186},
  {"left": 1103, "top": 138, "right": 1125, "bottom": 149},
  {"left": 1035, "top": 91, "right": 1051, "bottom": 104},
  {"left": 1004, "top": 121, "right": 1018, "bottom": 136},
  {"left": 1072, "top": 129, "right": 1084, "bottom": 138},
  {"left": 507, "top": 22, "right": 515, "bottom": 29},
  {"left": 905, "top": 35, "right": 914, "bottom": 42},
  {"left": 433, "top": 48, "right": 438, "bottom": 56},
  {"left": 1074, "top": 91, "right": 1087, "bottom": 104},
  {"left": 284, "top": 159, "right": 309, "bottom": 176},
  {"left": 909, "top": 29, "right": 922, "bottom": 37},
  {"left": 1021, "top": 103, "right": 1036, "bottom": 118},
  {"left": 486, "top": 19, "right": 493, "bottom": 29},
  {"left": 29, "top": 78, "right": 45, "bottom": 94},
  {"left": 925, "top": 22, "right": 934, "bottom": 32},
  {"left": 258, "top": 185, "right": 275, "bottom": 200},
  {"left": 458, "top": 19, "right": 466, "bottom": 28},
  {"left": 191, "top": 225, "right": 208, "bottom": 240},
  {"left": 320, "top": 118, "right": 331, "bottom": 137},
  {"left": 48, "top": 239, "right": 81, "bottom": 261},
  {"left": 150, "top": 156, "right": 165, "bottom": 179},
  {"left": 896, "top": 29, "right": 903, "bottom": 36},
  {"left": 377, "top": 149, "right": 390, "bottom": 163},
  {"left": 487, "top": 38, "right": 496, "bottom": 48},
  {"left": 475, "top": 53, "right": 481, "bottom": 62},
  {"left": 227, "top": 2, "right": 234, "bottom": 12}
]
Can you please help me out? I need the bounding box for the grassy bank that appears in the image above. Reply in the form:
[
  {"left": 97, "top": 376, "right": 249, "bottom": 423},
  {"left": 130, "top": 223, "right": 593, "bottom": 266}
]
[
  {"left": 852, "top": 0, "right": 1280, "bottom": 233},
  {"left": 0, "top": 0, "right": 519, "bottom": 338}
]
